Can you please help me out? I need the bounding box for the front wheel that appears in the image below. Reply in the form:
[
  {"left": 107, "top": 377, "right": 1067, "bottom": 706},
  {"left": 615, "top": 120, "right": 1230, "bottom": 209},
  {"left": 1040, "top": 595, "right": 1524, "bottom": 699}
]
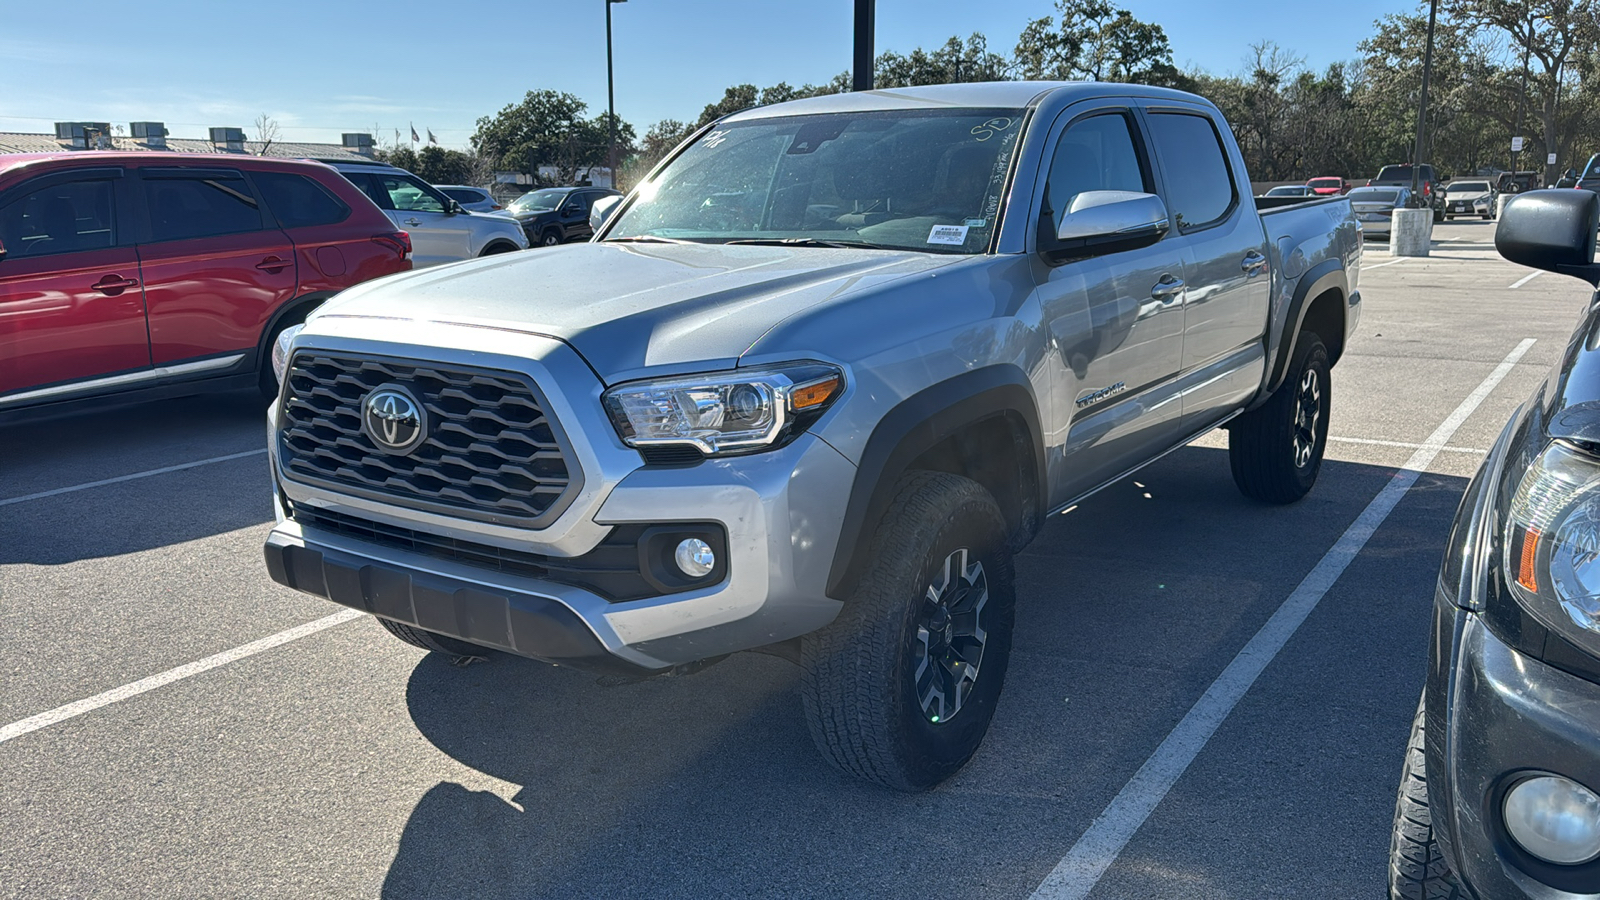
[
  {"left": 800, "top": 472, "right": 1016, "bottom": 791},
  {"left": 539, "top": 228, "right": 562, "bottom": 247},
  {"left": 1227, "top": 334, "right": 1330, "bottom": 504},
  {"left": 1388, "top": 693, "right": 1466, "bottom": 899}
]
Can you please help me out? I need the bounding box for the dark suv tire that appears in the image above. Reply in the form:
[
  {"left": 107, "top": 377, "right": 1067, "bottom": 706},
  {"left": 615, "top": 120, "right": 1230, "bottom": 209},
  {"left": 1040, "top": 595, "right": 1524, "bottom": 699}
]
[
  {"left": 800, "top": 472, "right": 1016, "bottom": 791},
  {"left": 1228, "top": 334, "right": 1330, "bottom": 504},
  {"left": 539, "top": 227, "right": 563, "bottom": 247},
  {"left": 1389, "top": 694, "right": 1466, "bottom": 899}
]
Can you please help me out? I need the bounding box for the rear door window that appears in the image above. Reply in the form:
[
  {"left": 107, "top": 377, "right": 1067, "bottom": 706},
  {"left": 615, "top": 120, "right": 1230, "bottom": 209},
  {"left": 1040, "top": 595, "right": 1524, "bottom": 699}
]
[
  {"left": 253, "top": 171, "right": 350, "bottom": 228},
  {"left": 1147, "top": 112, "right": 1237, "bottom": 231},
  {"left": 141, "top": 170, "right": 264, "bottom": 242},
  {"left": 0, "top": 178, "right": 118, "bottom": 257}
]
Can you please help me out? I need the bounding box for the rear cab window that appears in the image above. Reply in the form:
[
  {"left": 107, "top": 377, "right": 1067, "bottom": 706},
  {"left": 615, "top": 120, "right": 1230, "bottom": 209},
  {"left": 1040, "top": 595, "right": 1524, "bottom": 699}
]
[
  {"left": 1145, "top": 111, "right": 1237, "bottom": 231},
  {"left": 140, "top": 168, "right": 264, "bottom": 242}
]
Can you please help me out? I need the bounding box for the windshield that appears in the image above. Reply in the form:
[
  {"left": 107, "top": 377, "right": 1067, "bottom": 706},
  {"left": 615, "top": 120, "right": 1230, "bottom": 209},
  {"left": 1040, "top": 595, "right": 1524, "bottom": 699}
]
[
  {"left": 1308, "top": 179, "right": 1340, "bottom": 188},
  {"left": 1351, "top": 188, "right": 1400, "bottom": 203},
  {"left": 509, "top": 189, "right": 568, "bottom": 212},
  {"left": 1374, "top": 166, "right": 1421, "bottom": 182},
  {"left": 1448, "top": 182, "right": 1489, "bottom": 193},
  {"left": 1267, "top": 186, "right": 1308, "bottom": 195},
  {"left": 605, "top": 108, "right": 1026, "bottom": 254}
]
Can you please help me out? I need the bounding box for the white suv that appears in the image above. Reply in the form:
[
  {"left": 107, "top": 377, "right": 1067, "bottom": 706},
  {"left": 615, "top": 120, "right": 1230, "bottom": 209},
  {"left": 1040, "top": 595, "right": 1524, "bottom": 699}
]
[{"left": 324, "top": 161, "right": 528, "bottom": 267}]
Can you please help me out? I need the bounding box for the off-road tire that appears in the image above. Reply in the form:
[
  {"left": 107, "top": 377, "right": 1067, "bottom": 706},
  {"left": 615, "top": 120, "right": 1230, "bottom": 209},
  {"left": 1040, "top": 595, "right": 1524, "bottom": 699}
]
[
  {"left": 1389, "top": 693, "right": 1466, "bottom": 899},
  {"left": 540, "top": 228, "right": 562, "bottom": 247},
  {"left": 375, "top": 617, "right": 486, "bottom": 657},
  {"left": 1228, "top": 334, "right": 1330, "bottom": 504},
  {"left": 800, "top": 471, "right": 1016, "bottom": 791}
]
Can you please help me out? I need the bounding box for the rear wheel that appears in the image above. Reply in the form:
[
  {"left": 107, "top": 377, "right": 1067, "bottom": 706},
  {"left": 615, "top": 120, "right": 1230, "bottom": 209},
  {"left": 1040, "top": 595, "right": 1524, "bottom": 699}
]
[
  {"left": 375, "top": 617, "right": 486, "bottom": 657},
  {"left": 800, "top": 472, "right": 1016, "bottom": 791},
  {"left": 1228, "top": 334, "right": 1330, "bottom": 504}
]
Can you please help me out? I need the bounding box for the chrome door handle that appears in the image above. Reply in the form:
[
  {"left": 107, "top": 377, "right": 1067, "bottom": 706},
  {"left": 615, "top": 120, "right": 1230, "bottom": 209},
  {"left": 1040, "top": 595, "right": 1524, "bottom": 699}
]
[
  {"left": 403, "top": 217, "right": 422, "bottom": 226},
  {"left": 1242, "top": 252, "right": 1268, "bottom": 274},
  {"left": 1150, "top": 276, "right": 1185, "bottom": 302}
]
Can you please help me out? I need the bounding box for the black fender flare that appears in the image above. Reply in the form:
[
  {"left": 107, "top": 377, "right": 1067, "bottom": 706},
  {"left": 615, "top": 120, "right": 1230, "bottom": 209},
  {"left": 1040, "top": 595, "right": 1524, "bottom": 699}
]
[
  {"left": 825, "top": 366, "right": 1046, "bottom": 601},
  {"left": 254, "top": 292, "right": 336, "bottom": 372},
  {"left": 1262, "top": 259, "right": 1347, "bottom": 397}
]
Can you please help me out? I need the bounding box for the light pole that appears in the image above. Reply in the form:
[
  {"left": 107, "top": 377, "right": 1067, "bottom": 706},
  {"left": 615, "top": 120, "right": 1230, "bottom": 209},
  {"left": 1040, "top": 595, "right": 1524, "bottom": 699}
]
[
  {"left": 1410, "top": 0, "right": 1439, "bottom": 208},
  {"left": 1512, "top": 16, "right": 1531, "bottom": 177},
  {"left": 606, "top": 0, "right": 626, "bottom": 187},
  {"left": 853, "top": 0, "right": 874, "bottom": 91}
]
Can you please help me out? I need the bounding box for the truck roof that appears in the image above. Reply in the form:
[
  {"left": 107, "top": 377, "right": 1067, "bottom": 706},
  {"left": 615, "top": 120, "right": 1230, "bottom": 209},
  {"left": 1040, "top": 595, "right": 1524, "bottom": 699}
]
[{"left": 722, "top": 81, "right": 1215, "bottom": 121}]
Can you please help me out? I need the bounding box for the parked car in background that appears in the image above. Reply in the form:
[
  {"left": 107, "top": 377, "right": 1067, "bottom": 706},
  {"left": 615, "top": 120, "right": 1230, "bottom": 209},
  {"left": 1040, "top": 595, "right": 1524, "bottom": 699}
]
[
  {"left": 1307, "top": 176, "right": 1348, "bottom": 195},
  {"left": 1348, "top": 184, "right": 1409, "bottom": 239},
  {"left": 322, "top": 160, "right": 528, "bottom": 267},
  {"left": 498, "top": 186, "right": 623, "bottom": 246},
  {"left": 1444, "top": 179, "right": 1496, "bottom": 220},
  {"left": 1263, "top": 184, "right": 1318, "bottom": 198},
  {"left": 434, "top": 184, "right": 501, "bottom": 212},
  {"left": 1556, "top": 168, "right": 1580, "bottom": 189},
  {"left": 1574, "top": 156, "right": 1600, "bottom": 195},
  {"left": 1499, "top": 170, "right": 1541, "bottom": 194},
  {"left": 1371, "top": 164, "right": 1445, "bottom": 222},
  {"left": 263, "top": 81, "right": 1361, "bottom": 791},
  {"left": 0, "top": 151, "right": 411, "bottom": 416},
  {"left": 1388, "top": 190, "right": 1600, "bottom": 900}
]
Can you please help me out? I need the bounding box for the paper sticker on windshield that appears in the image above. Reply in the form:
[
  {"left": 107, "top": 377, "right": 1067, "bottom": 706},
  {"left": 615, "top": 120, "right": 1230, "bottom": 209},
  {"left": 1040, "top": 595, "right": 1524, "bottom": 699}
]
[
  {"left": 928, "top": 224, "right": 969, "bottom": 245},
  {"left": 964, "top": 218, "right": 987, "bottom": 228}
]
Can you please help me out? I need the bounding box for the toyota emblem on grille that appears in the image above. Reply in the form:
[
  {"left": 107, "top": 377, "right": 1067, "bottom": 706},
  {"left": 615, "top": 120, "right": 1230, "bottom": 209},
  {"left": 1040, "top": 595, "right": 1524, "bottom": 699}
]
[{"left": 362, "top": 386, "right": 427, "bottom": 455}]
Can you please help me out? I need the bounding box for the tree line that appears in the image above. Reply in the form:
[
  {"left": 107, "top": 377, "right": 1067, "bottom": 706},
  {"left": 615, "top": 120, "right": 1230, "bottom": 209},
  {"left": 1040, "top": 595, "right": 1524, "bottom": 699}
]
[{"left": 384, "top": 0, "right": 1600, "bottom": 191}]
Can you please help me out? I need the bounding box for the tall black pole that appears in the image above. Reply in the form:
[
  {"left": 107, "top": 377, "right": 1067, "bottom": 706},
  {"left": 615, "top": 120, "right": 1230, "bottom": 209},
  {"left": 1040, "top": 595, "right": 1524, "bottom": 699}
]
[
  {"left": 1410, "top": 0, "right": 1439, "bottom": 207},
  {"left": 853, "top": 0, "right": 875, "bottom": 92},
  {"left": 606, "top": 0, "right": 616, "bottom": 186},
  {"left": 1512, "top": 22, "right": 1530, "bottom": 177}
]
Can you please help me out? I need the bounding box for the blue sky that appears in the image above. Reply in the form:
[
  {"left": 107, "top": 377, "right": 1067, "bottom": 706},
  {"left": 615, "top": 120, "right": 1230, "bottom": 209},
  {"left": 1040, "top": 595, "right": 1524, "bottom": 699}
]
[{"left": 1, "top": 0, "right": 1415, "bottom": 149}]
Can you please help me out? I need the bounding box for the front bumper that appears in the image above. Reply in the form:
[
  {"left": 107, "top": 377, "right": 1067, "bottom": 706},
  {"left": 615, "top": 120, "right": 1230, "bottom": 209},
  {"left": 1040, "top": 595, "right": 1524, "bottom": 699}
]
[
  {"left": 265, "top": 317, "right": 856, "bottom": 672},
  {"left": 1429, "top": 595, "right": 1600, "bottom": 897}
]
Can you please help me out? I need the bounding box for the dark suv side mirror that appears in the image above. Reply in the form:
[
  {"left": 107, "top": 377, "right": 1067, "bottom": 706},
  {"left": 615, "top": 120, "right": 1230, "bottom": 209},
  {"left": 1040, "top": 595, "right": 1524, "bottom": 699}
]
[{"left": 1497, "top": 190, "right": 1600, "bottom": 284}]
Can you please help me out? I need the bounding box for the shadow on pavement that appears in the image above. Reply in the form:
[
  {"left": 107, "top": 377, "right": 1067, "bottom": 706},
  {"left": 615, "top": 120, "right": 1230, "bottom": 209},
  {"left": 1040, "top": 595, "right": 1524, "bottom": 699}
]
[{"left": 381, "top": 446, "right": 1469, "bottom": 899}]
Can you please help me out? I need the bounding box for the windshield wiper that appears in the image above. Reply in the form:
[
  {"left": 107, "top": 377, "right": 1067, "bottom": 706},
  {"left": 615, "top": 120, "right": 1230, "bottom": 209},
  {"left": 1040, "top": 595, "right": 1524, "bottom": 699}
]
[{"left": 719, "top": 237, "right": 897, "bottom": 250}]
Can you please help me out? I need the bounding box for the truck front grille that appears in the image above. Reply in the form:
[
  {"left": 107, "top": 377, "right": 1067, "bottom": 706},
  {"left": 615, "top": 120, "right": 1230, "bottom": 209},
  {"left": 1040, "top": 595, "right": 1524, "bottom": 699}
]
[{"left": 278, "top": 353, "right": 576, "bottom": 525}]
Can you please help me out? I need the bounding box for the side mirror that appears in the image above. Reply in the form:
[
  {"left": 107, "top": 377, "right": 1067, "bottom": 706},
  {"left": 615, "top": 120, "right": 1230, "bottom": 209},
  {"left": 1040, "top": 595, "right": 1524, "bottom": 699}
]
[
  {"left": 590, "top": 195, "right": 623, "bottom": 233},
  {"left": 446, "top": 199, "right": 465, "bottom": 215},
  {"left": 1048, "top": 191, "right": 1170, "bottom": 258},
  {"left": 1497, "top": 190, "right": 1600, "bottom": 284}
]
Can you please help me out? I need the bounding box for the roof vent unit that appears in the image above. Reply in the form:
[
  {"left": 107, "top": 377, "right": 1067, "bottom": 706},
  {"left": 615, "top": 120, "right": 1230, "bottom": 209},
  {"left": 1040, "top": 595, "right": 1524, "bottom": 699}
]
[
  {"left": 209, "top": 126, "right": 246, "bottom": 152},
  {"left": 342, "top": 132, "right": 375, "bottom": 156},
  {"left": 131, "top": 121, "right": 167, "bottom": 148},
  {"left": 53, "top": 122, "right": 111, "bottom": 150}
]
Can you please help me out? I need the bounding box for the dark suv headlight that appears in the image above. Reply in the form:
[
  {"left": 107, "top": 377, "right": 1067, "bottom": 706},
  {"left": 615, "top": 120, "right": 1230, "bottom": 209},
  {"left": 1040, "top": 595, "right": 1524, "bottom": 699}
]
[{"left": 1502, "top": 440, "right": 1600, "bottom": 656}]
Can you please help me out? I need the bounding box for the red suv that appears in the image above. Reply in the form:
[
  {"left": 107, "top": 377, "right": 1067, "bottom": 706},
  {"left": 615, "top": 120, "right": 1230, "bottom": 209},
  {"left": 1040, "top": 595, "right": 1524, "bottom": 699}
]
[{"left": 0, "top": 152, "right": 411, "bottom": 417}]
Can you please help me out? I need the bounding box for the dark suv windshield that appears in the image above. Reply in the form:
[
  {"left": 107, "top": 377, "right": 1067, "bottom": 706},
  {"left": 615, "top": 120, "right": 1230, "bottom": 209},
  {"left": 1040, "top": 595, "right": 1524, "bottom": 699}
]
[
  {"left": 605, "top": 108, "right": 1026, "bottom": 254},
  {"left": 509, "top": 189, "right": 567, "bottom": 212}
]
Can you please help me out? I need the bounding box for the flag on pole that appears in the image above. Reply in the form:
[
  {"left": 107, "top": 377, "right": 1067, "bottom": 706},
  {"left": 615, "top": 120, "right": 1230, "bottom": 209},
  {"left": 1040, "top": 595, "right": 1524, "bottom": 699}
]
[
  {"left": 394, "top": 128, "right": 400, "bottom": 145},
  {"left": 427, "top": 129, "right": 438, "bottom": 145},
  {"left": 410, "top": 124, "right": 420, "bottom": 142}
]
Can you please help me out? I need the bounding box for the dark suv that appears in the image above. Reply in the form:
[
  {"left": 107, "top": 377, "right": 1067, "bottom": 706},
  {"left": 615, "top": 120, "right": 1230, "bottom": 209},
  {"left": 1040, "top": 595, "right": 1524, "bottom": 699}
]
[
  {"left": 1372, "top": 164, "right": 1445, "bottom": 222},
  {"left": 500, "top": 186, "right": 622, "bottom": 246},
  {"left": 1388, "top": 190, "right": 1600, "bottom": 899}
]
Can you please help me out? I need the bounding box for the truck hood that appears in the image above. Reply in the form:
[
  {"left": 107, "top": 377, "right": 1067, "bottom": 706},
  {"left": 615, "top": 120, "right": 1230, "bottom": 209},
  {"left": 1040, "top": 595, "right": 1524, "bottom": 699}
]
[{"left": 313, "top": 242, "right": 961, "bottom": 382}]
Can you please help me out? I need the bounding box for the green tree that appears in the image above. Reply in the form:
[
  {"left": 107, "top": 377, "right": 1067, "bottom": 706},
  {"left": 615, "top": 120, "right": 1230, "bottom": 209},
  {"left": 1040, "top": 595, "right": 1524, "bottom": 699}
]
[
  {"left": 472, "top": 90, "right": 634, "bottom": 184},
  {"left": 1013, "top": 0, "right": 1187, "bottom": 87},
  {"left": 875, "top": 34, "right": 1010, "bottom": 87}
]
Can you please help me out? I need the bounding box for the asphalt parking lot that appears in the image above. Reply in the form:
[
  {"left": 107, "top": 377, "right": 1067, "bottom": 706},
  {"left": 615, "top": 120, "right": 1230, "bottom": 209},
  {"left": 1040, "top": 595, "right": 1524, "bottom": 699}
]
[{"left": 0, "top": 217, "right": 1586, "bottom": 899}]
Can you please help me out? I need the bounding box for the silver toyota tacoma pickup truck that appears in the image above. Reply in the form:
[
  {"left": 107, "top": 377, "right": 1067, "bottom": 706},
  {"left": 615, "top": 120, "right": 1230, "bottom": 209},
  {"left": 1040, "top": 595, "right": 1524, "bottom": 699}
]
[{"left": 263, "top": 82, "right": 1361, "bottom": 790}]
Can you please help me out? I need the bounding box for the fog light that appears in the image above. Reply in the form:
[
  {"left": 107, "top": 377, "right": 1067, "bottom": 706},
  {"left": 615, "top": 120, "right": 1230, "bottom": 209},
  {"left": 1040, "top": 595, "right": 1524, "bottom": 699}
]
[
  {"left": 1504, "top": 775, "right": 1600, "bottom": 865},
  {"left": 674, "top": 539, "right": 715, "bottom": 578}
]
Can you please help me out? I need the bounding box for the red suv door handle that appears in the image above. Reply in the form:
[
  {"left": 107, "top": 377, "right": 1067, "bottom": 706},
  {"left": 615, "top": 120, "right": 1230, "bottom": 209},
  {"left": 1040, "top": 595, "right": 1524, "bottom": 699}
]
[
  {"left": 255, "top": 256, "right": 290, "bottom": 273},
  {"left": 91, "top": 275, "right": 140, "bottom": 295}
]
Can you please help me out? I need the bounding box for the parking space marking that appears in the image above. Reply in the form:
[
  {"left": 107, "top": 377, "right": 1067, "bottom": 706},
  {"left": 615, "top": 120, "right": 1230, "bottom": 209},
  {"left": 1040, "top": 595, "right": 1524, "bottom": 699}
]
[
  {"left": 1361, "top": 258, "right": 1408, "bottom": 271},
  {"left": 0, "top": 610, "right": 363, "bottom": 747},
  {"left": 1329, "top": 436, "right": 1487, "bottom": 454},
  {"left": 0, "top": 449, "right": 267, "bottom": 507},
  {"left": 1510, "top": 270, "right": 1544, "bottom": 289},
  {"left": 1029, "top": 337, "right": 1537, "bottom": 900}
]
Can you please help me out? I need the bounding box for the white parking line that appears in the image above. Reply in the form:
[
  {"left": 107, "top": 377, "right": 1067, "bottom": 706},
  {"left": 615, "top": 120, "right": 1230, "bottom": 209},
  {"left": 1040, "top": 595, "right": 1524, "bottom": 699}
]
[
  {"left": 0, "top": 610, "right": 363, "bottom": 747},
  {"left": 1329, "top": 436, "right": 1488, "bottom": 454},
  {"left": 0, "top": 449, "right": 267, "bottom": 507},
  {"left": 1029, "top": 337, "right": 1537, "bottom": 900},
  {"left": 1510, "top": 270, "right": 1544, "bottom": 289},
  {"left": 1361, "top": 258, "right": 1408, "bottom": 271}
]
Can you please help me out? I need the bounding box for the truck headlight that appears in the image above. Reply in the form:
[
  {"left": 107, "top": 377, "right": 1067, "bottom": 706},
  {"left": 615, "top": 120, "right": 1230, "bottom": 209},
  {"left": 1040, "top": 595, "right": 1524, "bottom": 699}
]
[
  {"left": 271, "top": 323, "right": 305, "bottom": 386},
  {"left": 1503, "top": 441, "right": 1600, "bottom": 654},
  {"left": 602, "top": 364, "right": 843, "bottom": 456}
]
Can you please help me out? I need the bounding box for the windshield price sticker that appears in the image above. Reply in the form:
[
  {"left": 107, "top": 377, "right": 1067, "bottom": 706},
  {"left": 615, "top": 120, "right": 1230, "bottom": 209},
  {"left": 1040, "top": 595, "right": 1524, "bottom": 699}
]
[{"left": 928, "top": 224, "right": 969, "bottom": 245}]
